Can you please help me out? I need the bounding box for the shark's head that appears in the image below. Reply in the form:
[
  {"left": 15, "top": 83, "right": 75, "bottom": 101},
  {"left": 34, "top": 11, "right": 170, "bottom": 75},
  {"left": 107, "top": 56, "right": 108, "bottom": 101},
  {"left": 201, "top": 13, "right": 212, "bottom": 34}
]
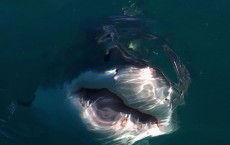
[{"left": 64, "top": 16, "right": 191, "bottom": 145}]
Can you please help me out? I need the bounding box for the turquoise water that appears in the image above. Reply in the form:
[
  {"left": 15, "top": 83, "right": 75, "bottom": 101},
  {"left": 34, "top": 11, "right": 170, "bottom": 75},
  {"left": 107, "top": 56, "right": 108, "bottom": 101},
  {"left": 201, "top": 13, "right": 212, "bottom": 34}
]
[{"left": 0, "top": 0, "right": 229, "bottom": 145}]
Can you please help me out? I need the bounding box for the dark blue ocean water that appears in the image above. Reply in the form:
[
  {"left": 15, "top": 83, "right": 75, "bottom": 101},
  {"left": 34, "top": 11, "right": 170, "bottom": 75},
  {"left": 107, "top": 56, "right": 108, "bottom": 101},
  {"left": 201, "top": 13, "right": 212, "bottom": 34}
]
[{"left": 0, "top": 0, "right": 229, "bottom": 145}]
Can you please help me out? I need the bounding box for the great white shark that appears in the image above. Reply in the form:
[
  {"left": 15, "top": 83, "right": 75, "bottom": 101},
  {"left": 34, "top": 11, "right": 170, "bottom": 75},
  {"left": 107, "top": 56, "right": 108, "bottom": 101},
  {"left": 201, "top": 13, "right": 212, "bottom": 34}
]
[{"left": 0, "top": 15, "right": 190, "bottom": 145}]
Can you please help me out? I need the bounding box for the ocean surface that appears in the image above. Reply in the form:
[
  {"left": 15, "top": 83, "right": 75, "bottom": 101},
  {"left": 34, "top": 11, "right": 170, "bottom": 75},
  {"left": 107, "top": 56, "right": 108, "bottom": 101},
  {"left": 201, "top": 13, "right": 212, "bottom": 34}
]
[{"left": 0, "top": 0, "right": 229, "bottom": 145}]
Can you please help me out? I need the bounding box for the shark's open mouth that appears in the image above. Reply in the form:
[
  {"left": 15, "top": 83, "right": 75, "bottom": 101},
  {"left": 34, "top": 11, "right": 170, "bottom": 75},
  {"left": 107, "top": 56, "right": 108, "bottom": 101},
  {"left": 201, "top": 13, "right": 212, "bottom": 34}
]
[{"left": 76, "top": 88, "right": 158, "bottom": 127}]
